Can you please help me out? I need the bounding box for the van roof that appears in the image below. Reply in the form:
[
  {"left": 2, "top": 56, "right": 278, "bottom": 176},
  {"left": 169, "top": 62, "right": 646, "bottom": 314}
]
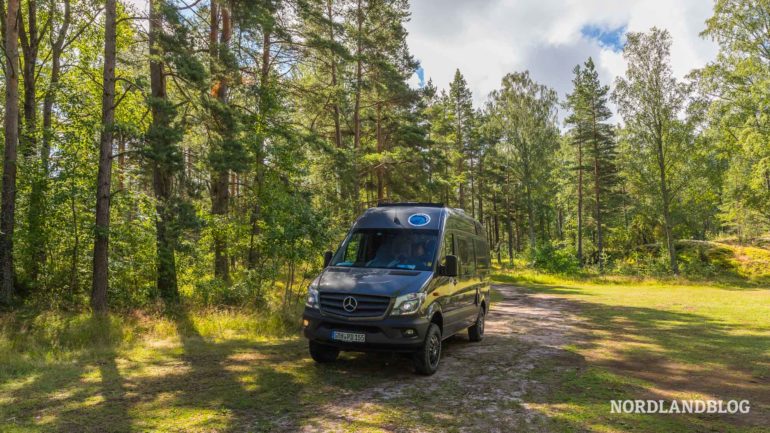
[
  {"left": 354, "top": 203, "right": 477, "bottom": 231},
  {"left": 376, "top": 202, "right": 445, "bottom": 208}
]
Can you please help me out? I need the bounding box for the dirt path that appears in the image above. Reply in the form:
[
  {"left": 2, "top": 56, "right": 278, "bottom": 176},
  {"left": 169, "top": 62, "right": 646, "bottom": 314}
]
[{"left": 294, "top": 285, "right": 585, "bottom": 433}]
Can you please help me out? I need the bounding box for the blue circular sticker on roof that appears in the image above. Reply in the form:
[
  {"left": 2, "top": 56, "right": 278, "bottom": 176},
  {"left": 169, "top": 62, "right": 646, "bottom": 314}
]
[{"left": 408, "top": 213, "right": 431, "bottom": 226}]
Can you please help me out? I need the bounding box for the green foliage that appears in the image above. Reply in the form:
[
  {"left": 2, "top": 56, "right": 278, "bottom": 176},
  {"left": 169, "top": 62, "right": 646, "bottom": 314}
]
[
  {"left": 1, "top": 0, "right": 769, "bottom": 314},
  {"left": 528, "top": 243, "right": 581, "bottom": 274}
]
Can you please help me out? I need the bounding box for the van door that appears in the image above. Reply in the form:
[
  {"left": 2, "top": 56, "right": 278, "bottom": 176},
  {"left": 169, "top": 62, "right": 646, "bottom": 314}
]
[
  {"left": 432, "top": 231, "right": 459, "bottom": 333},
  {"left": 454, "top": 234, "right": 479, "bottom": 328}
]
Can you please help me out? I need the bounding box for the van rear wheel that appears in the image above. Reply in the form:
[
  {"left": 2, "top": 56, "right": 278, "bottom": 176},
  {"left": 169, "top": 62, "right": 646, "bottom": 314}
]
[
  {"left": 468, "top": 307, "right": 485, "bottom": 342},
  {"left": 414, "top": 323, "right": 442, "bottom": 375},
  {"left": 309, "top": 341, "right": 340, "bottom": 363}
]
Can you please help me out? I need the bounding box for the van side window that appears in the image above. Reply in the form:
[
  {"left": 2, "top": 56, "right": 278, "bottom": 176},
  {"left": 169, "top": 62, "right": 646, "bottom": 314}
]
[
  {"left": 456, "top": 236, "right": 475, "bottom": 276},
  {"left": 339, "top": 232, "right": 363, "bottom": 265},
  {"left": 475, "top": 239, "right": 490, "bottom": 270}
]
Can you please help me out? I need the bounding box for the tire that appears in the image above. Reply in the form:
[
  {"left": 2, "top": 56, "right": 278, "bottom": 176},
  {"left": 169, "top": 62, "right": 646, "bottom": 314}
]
[
  {"left": 468, "top": 306, "right": 485, "bottom": 342},
  {"left": 309, "top": 340, "right": 340, "bottom": 363},
  {"left": 413, "top": 323, "right": 442, "bottom": 375}
]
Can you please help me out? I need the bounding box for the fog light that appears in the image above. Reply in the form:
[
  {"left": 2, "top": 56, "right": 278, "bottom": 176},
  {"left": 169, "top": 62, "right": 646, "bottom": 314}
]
[
  {"left": 303, "top": 319, "right": 309, "bottom": 327},
  {"left": 402, "top": 328, "right": 416, "bottom": 337}
]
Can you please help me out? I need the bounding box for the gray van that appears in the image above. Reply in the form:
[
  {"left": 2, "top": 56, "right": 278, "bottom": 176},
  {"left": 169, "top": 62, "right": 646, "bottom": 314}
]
[{"left": 302, "top": 203, "right": 491, "bottom": 375}]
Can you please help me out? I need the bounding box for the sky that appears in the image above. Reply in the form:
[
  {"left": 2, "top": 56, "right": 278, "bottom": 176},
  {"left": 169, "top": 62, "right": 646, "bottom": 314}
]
[{"left": 405, "top": 0, "right": 719, "bottom": 114}]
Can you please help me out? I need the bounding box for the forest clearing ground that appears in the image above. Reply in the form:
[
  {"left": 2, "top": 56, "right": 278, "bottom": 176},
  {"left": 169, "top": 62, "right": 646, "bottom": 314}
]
[
  {"left": 1, "top": 279, "right": 768, "bottom": 432},
  {"left": 290, "top": 284, "right": 583, "bottom": 433}
]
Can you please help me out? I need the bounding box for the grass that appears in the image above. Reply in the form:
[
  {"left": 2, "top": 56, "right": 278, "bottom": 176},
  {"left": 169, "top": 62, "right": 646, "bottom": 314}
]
[
  {"left": 0, "top": 307, "right": 308, "bottom": 432},
  {"left": 1, "top": 267, "right": 769, "bottom": 432},
  {"left": 497, "top": 269, "right": 770, "bottom": 433}
]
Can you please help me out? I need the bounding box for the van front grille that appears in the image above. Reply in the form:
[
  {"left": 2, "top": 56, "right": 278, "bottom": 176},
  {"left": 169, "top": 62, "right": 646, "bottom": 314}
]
[{"left": 319, "top": 292, "right": 391, "bottom": 318}]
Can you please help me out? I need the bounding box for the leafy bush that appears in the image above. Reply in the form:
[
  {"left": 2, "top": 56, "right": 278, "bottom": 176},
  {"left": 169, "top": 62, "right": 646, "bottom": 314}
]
[
  {"left": 188, "top": 271, "right": 269, "bottom": 308},
  {"left": 528, "top": 243, "right": 581, "bottom": 274},
  {"left": 611, "top": 248, "right": 679, "bottom": 277}
]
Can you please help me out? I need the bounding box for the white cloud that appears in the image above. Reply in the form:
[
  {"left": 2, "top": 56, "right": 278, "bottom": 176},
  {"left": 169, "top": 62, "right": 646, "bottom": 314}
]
[{"left": 406, "top": 0, "right": 718, "bottom": 119}]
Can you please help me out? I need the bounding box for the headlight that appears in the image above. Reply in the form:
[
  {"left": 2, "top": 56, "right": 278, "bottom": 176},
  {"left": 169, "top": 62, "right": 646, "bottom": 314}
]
[
  {"left": 305, "top": 287, "right": 319, "bottom": 309},
  {"left": 391, "top": 292, "right": 426, "bottom": 316}
]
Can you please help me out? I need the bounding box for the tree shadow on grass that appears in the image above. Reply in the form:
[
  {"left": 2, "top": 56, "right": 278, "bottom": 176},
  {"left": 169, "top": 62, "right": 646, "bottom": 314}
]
[
  {"left": 161, "top": 307, "right": 305, "bottom": 432},
  {"left": 0, "top": 309, "right": 307, "bottom": 432},
  {"left": 519, "top": 292, "right": 770, "bottom": 430},
  {"left": 0, "top": 314, "right": 133, "bottom": 432}
]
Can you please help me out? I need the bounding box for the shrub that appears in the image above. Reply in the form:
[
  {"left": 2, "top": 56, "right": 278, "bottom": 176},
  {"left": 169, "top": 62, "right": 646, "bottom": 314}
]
[{"left": 529, "top": 243, "right": 581, "bottom": 274}]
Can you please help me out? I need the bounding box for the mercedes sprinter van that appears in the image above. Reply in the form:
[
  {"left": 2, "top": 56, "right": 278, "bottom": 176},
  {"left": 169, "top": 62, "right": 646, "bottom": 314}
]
[{"left": 302, "top": 203, "right": 491, "bottom": 375}]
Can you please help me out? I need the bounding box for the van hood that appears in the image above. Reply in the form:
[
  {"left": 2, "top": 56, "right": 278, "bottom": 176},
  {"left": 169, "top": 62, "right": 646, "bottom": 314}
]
[{"left": 313, "top": 267, "right": 432, "bottom": 297}]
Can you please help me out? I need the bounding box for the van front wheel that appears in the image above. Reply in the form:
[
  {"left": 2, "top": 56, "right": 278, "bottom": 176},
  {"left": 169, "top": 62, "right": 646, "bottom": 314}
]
[
  {"left": 309, "top": 341, "right": 340, "bottom": 363},
  {"left": 414, "top": 323, "right": 442, "bottom": 375}
]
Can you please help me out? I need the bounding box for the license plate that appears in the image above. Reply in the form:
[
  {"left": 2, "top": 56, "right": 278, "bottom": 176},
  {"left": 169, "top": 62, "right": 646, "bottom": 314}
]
[{"left": 331, "top": 330, "right": 366, "bottom": 343}]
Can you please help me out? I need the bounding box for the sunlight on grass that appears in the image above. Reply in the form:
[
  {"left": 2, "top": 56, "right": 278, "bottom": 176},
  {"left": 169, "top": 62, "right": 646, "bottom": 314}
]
[
  {"left": 2, "top": 274, "right": 768, "bottom": 432},
  {"left": 0, "top": 306, "right": 306, "bottom": 433},
  {"left": 496, "top": 269, "right": 770, "bottom": 433}
]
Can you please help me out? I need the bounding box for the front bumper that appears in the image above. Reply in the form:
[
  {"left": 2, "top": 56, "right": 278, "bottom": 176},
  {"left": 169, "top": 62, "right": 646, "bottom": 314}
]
[{"left": 302, "top": 307, "right": 429, "bottom": 352}]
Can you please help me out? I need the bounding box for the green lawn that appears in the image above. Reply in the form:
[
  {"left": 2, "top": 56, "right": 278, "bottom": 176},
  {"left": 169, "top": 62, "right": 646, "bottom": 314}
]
[{"left": 496, "top": 270, "right": 770, "bottom": 433}]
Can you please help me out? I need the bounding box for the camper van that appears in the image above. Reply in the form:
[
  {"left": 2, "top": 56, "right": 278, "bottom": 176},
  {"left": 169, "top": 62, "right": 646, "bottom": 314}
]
[{"left": 302, "top": 203, "right": 491, "bottom": 375}]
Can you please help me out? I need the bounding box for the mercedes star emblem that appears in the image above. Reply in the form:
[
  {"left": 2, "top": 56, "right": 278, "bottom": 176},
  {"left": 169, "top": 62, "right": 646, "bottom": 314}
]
[{"left": 342, "top": 296, "right": 358, "bottom": 312}]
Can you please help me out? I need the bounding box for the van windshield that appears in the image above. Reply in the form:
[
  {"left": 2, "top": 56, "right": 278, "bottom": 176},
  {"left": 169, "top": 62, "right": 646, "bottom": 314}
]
[{"left": 332, "top": 229, "right": 438, "bottom": 271}]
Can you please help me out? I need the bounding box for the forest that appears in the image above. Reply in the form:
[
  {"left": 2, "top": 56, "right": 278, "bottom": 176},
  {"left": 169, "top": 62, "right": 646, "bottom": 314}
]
[{"left": 0, "top": 0, "right": 768, "bottom": 314}]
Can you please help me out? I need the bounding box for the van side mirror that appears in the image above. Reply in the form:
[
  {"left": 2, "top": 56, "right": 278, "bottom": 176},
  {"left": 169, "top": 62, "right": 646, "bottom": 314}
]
[
  {"left": 440, "top": 255, "right": 459, "bottom": 277},
  {"left": 323, "top": 251, "right": 334, "bottom": 268}
]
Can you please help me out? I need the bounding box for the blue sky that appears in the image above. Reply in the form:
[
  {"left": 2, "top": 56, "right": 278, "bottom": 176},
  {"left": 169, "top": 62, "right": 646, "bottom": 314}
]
[
  {"left": 415, "top": 67, "right": 425, "bottom": 88},
  {"left": 580, "top": 24, "right": 626, "bottom": 52}
]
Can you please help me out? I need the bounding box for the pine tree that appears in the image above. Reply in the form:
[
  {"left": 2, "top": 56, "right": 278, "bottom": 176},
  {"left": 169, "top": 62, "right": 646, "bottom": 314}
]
[
  {"left": 147, "top": 0, "right": 205, "bottom": 301},
  {"left": 92, "top": 0, "right": 118, "bottom": 313},
  {"left": 565, "top": 58, "right": 616, "bottom": 270},
  {"left": 207, "top": 0, "right": 243, "bottom": 283},
  {"left": 449, "top": 69, "right": 474, "bottom": 209}
]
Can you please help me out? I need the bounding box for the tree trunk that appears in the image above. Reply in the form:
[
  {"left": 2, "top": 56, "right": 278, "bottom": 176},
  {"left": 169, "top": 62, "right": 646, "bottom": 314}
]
[
  {"left": 1, "top": 0, "right": 20, "bottom": 304},
  {"left": 444, "top": 145, "right": 450, "bottom": 205},
  {"left": 592, "top": 137, "right": 603, "bottom": 272},
  {"left": 506, "top": 217, "right": 514, "bottom": 266},
  {"left": 21, "top": 0, "right": 45, "bottom": 282},
  {"left": 91, "top": 0, "right": 117, "bottom": 313},
  {"left": 656, "top": 136, "right": 678, "bottom": 274},
  {"left": 42, "top": 0, "right": 70, "bottom": 196},
  {"left": 576, "top": 139, "right": 583, "bottom": 265},
  {"left": 457, "top": 142, "right": 465, "bottom": 210},
  {"left": 19, "top": 0, "right": 37, "bottom": 157},
  {"left": 376, "top": 103, "right": 384, "bottom": 201},
  {"left": 493, "top": 192, "right": 501, "bottom": 264},
  {"left": 327, "top": 0, "right": 342, "bottom": 150},
  {"left": 352, "top": 0, "right": 363, "bottom": 212},
  {"left": 477, "top": 156, "right": 484, "bottom": 222},
  {"left": 505, "top": 173, "right": 513, "bottom": 265},
  {"left": 212, "top": 170, "right": 230, "bottom": 280},
  {"left": 247, "top": 29, "right": 271, "bottom": 269},
  {"left": 69, "top": 174, "right": 79, "bottom": 295},
  {"left": 149, "top": 0, "right": 178, "bottom": 300},
  {"left": 211, "top": 2, "right": 231, "bottom": 282},
  {"left": 525, "top": 183, "right": 536, "bottom": 251}
]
